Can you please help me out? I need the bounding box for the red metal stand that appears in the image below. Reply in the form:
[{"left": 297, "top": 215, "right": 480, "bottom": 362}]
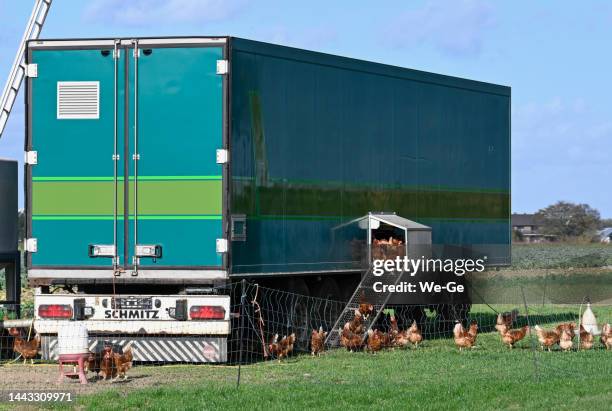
[{"left": 57, "top": 353, "right": 89, "bottom": 385}]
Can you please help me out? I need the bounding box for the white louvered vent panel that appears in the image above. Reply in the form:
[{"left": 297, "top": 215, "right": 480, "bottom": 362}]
[{"left": 57, "top": 81, "right": 100, "bottom": 119}]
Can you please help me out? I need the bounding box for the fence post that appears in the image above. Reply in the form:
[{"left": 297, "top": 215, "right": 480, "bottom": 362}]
[
  {"left": 541, "top": 274, "right": 547, "bottom": 307},
  {"left": 237, "top": 279, "right": 247, "bottom": 388},
  {"left": 520, "top": 286, "right": 540, "bottom": 382}
]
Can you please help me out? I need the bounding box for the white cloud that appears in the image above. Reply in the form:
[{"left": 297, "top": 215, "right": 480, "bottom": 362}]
[
  {"left": 512, "top": 98, "right": 612, "bottom": 215},
  {"left": 512, "top": 97, "right": 611, "bottom": 165},
  {"left": 83, "top": 0, "right": 249, "bottom": 26},
  {"left": 255, "top": 26, "right": 338, "bottom": 50},
  {"left": 386, "top": 0, "right": 495, "bottom": 57}
]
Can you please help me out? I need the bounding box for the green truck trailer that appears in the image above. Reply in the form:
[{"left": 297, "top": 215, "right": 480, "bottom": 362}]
[{"left": 24, "top": 36, "right": 510, "bottom": 362}]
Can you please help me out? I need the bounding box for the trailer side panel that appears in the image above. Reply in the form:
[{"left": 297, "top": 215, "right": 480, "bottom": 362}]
[{"left": 229, "top": 38, "right": 510, "bottom": 275}]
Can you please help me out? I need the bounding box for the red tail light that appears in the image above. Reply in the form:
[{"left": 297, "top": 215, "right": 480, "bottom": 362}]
[
  {"left": 38, "top": 304, "right": 73, "bottom": 319},
  {"left": 190, "top": 305, "right": 225, "bottom": 320}
]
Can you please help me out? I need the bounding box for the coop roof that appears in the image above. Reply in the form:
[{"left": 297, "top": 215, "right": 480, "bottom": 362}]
[
  {"left": 368, "top": 213, "right": 431, "bottom": 231},
  {"left": 333, "top": 212, "right": 431, "bottom": 232}
]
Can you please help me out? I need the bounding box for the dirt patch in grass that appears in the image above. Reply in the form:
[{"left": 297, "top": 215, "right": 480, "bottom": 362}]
[{"left": 0, "top": 363, "right": 239, "bottom": 396}]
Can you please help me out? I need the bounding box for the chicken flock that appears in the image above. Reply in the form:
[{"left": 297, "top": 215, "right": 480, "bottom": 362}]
[
  {"left": 344, "top": 305, "right": 424, "bottom": 353},
  {"left": 85, "top": 342, "right": 134, "bottom": 382},
  {"left": 3, "top": 309, "right": 612, "bottom": 369},
  {"left": 302, "top": 307, "right": 612, "bottom": 358},
  {"left": 4, "top": 318, "right": 133, "bottom": 382},
  {"left": 268, "top": 333, "right": 297, "bottom": 362},
  {"left": 534, "top": 322, "right": 612, "bottom": 352}
]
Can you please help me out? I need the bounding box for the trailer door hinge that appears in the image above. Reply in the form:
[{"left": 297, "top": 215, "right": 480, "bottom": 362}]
[
  {"left": 113, "top": 49, "right": 120, "bottom": 59},
  {"left": 25, "top": 151, "right": 38, "bottom": 165},
  {"left": 25, "top": 64, "right": 38, "bottom": 78},
  {"left": 216, "top": 60, "right": 229, "bottom": 75},
  {"left": 216, "top": 149, "right": 229, "bottom": 164},
  {"left": 25, "top": 238, "right": 38, "bottom": 253},
  {"left": 216, "top": 238, "right": 228, "bottom": 253}
]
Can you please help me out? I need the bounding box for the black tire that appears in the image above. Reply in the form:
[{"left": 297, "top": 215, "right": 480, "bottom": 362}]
[
  {"left": 312, "top": 277, "right": 343, "bottom": 331},
  {"left": 394, "top": 305, "right": 426, "bottom": 330},
  {"left": 286, "top": 278, "right": 311, "bottom": 351},
  {"left": 337, "top": 274, "right": 360, "bottom": 303},
  {"left": 313, "top": 277, "right": 341, "bottom": 301},
  {"left": 436, "top": 304, "right": 472, "bottom": 335}
]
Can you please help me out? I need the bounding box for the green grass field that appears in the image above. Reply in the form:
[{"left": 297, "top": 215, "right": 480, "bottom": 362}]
[
  {"left": 58, "top": 332, "right": 611, "bottom": 411},
  {"left": 511, "top": 243, "right": 612, "bottom": 269},
  {"left": 23, "top": 303, "right": 606, "bottom": 411},
  {"left": 3, "top": 244, "right": 612, "bottom": 410}
]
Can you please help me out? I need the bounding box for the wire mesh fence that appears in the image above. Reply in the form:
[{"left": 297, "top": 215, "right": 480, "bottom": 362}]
[{"left": 1, "top": 280, "right": 611, "bottom": 395}]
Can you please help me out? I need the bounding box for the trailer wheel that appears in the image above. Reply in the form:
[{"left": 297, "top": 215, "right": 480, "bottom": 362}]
[
  {"left": 436, "top": 304, "right": 472, "bottom": 335},
  {"left": 393, "top": 305, "right": 426, "bottom": 330},
  {"left": 286, "top": 278, "right": 311, "bottom": 351},
  {"left": 313, "top": 278, "right": 341, "bottom": 301},
  {"left": 312, "top": 278, "right": 343, "bottom": 331}
]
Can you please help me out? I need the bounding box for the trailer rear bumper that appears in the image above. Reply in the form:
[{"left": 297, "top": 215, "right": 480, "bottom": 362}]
[
  {"left": 34, "top": 319, "right": 230, "bottom": 335},
  {"left": 40, "top": 334, "right": 227, "bottom": 363},
  {"left": 28, "top": 269, "right": 228, "bottom": 285}
]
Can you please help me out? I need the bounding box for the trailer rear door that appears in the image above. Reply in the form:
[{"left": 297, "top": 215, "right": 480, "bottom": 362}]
[
  {"left": 28, "top": 45, "right": 124, "bottom": 268},
  {"left": 127, "top": 41, "right": 226, "bottom": 270},
  {"left": 27, "top": 39, "right": 227, "bottom": 272}
]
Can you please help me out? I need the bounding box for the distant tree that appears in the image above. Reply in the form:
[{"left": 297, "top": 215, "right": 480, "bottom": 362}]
[
  {"left": 600, "top": 218, "right": 612, "bottom": 229},
  {"left": 535, "top": 201, "right": 600, "bottom": 238},
  {"left": 512, "top": 229, "right": 524, "bottom": 243}
]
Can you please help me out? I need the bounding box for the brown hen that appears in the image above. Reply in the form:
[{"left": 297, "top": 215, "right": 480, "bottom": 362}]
[
  {"left": 534, "top": 325, "right": 560, "bottom": 351},
  {"left": 112, "top": 345, "right": 133, "bottom": 381},
  {"left": 501, "top": 326, "right": 529, "bottom": 349},
  {"left": 310, "top": 326, "right": 327, "bottom": 356},
  {"left": 8, "top": 327, "right": 40, "bottom": 365}
]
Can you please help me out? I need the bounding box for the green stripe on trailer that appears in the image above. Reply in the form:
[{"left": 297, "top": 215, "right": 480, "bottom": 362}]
[
  {"left": 232, "top": 183, "right": 509, "bottom": 220},
  {"left": 32, "top": 175, "right": 222, "bottom": 181},
  {"left": 32, "top": 180, "right": 222, "bottom": 215},
  {"left": 32, "top": 215, "right": 223, "bottom": 221}
]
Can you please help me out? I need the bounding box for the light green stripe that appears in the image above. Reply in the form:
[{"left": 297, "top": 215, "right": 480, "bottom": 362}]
[
  {"left": 135, "top": 176, "right": 221, "bottom": 181},
  {"left": 32, "top": 215, "right": 222, "bottom": 221},
  {"left": 33, "top": 175, "right": 222, "bottom": 182},
  {"left": 233, "top": 175, "right": 509, "bottom": 194},
  {"left": 32, "top": 180, "right": 222, "bottom": 215},
  {"left": 137, "top": 215, "right": 222, "bottom": 220},
  {"left": 253, "top": 215, "right": 508, "bottom": 223},
  {"left": 33, "top": 176, "right": 115, "bottom": 181},
  {"left": 31, "top": 214, "right": 504, "bottom": 224}
]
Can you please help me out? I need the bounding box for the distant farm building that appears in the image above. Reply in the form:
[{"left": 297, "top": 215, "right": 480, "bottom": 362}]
[
  {"left": 511, "top": 213, "right": 556, "bottom": 243},
  {"left": 598, "top": 228, "right": 612, "bottom": 244}
]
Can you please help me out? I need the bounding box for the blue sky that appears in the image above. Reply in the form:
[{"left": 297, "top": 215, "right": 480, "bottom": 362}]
[{"left": 1, "top": 0, "right": 611, "bottom": 216}]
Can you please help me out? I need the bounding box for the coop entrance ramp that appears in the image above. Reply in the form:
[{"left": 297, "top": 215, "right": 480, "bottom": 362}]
[
  {"left": 325, "top": 212, "right": 432, "bottom": 347},
  {"left": 325, "top": 266, "right": 404, "bottom": 347}
]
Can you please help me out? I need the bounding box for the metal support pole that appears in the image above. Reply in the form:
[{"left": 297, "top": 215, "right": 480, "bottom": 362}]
[
  {"left": 521, "top": 286, "right": 540, "bottom": 382},
  {"left": 0, "top": 0, "right": 53, "bottom": 138},
  {"left": 131, "top": 39, "right": 140, "bottom": 276},
  {"left": 237, "top": 279, "right": 247, "bottom": 388},
  {"left": 112, "top": 39, "right": 120, "bottom": 269}
]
